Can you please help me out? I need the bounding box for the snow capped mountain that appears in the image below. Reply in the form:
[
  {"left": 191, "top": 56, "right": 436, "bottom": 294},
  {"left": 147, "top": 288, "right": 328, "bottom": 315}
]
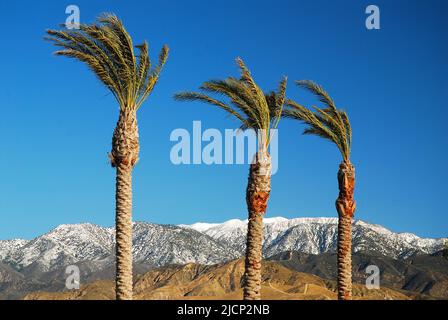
[
  {"left": 0, "top": 217, "right": 445, "bottom": 274},
  {"left": 0, "top": 240, "right": 29, "bottom": 261},
  {"left": 181, "top": 217, "right": 339, "bottom": 255},
  {"left": 132, "top": 222, "right": 239, "bottom": 266},
  {"left": 182, "top": 217, "right": 446, "bottom": 259},
  {"left": 183, "top": 222, "right": 219, "bottom": 232},
  {"left": 0, "top": 222, "right": 239, "bottom": 273},
  {"left": 2, "top": 223, "right": 114, "bottom": 272}
]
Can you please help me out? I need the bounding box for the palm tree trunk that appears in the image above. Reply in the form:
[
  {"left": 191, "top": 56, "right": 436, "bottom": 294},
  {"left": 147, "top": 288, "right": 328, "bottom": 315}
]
[
  {"left": 243, "top": 150, "right": 271, "bottom": 300},
  {"left": 335, "top": 161, "right": 356, "bottom": 300},
  {"left": 110, "top": 109, "right": 140, "bottom": 300},
  {"left": 115, "top": 163, "right": 133, "bottom": 300}
]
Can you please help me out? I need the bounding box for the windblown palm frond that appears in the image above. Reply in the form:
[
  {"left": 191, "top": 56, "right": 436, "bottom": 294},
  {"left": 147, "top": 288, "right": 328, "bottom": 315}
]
[
  {"left": 45, "top": 13, "right": 168, "bottom": 110},
  {"left": 174, "top": 58, "right": 286, "bottom": 147},
  {"left": 284, "top": 80, "right": 352, "bottom": 161}
]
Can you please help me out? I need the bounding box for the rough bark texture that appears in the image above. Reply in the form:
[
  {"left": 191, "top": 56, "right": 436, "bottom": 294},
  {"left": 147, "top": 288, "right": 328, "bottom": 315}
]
[
  {"left": 110, "top": 109, "right": 139, "bottom": 300},
  {"left": 110, "top": 109, "right": 140, "bottom": 168},
  {"left": 115, "top": 163, "right": 133, "bottom": 300},
  {"left": 335, "top": 161, "right": 356, "bottom": 300},
  {"left": 243, "top": 150, "right": 271, "bottom": 300}
]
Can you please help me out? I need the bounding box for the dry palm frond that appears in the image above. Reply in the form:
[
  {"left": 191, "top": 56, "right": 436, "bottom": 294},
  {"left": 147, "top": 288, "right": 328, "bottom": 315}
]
[
  {"left": 285, "top": 81, "right": 352, "bottom": 161},
  {"left": 174, "top": 58, "right": 287, "bottom": 148},
  {"left": 45, "top": 13, "right": 169, "bottom": 111}
]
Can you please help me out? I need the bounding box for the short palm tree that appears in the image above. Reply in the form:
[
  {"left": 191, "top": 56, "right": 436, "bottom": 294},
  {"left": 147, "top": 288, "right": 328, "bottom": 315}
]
[
  {"left": 174, "top": 58, "right": 286, "bottom": 300},
  {"left": 284, "top": 80, "right": 355, "bottom": 300},
  {"left": 45, "top": 14, "right": 168, "bottom": 300}
]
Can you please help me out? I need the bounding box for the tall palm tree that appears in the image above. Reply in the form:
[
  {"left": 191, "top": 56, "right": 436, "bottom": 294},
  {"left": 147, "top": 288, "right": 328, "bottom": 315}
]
[
  {"left": 45, "top": 14, "right": 168, "bottom": 300},
  {"left": 174, "top": 58, "right": 286, "bottom": 300},
  {"left": 284, "top": 80, "right": 355, "bottom": 300}
]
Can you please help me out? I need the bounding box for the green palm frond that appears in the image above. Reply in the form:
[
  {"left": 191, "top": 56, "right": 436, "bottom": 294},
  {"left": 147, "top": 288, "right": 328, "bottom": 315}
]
[
  {"left": 271, "top": 76, "right": 287, "bottom": 132},
  {"left": 312, "top": 106, "right": 349, "bottom": 158},
  {"left": 45, "top": 13, "right": 169, "bottom": 111},
  {"left": 296, "top": 80, "right": 335, "bottom": 109},
  {"left": 136, "top": 44, "right": 168, "bottom": 108},
  {"left": 285, "top": 82, "right": 352, "bottom": 161},
  {"left": 199, "top": 78, "right": 261, "bottom": 128},
  {"left": 339, "top": 110, "right": 352, "bottom": 150},
  {"left": 235, "top": 58, "right": 273, "bottom": 135},
  {"left": 174, "top": 58, "right": 287, "bottom": 148},
  {"left": 284, "top": 99, "right": 339, "bottom": 144},
  {"left": 174, "top": 92, "right": 249, "bottom": 127},
  {"left": 296, "top": 80, "right": 348, "bottom": 144}
]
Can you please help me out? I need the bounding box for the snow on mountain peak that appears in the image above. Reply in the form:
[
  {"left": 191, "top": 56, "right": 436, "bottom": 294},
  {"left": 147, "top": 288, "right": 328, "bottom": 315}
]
[
  {"left": 179, "top": 216, "right": 446, "bottom": 259},
  {"left": 186, "top": 222, "right": 219, "bottom": 232},
  {"left": 0, "top": 217, "right": 445, "bottom": 273},
  {"left": 264, "top": 217, "right": 288, "bottom": 224}
]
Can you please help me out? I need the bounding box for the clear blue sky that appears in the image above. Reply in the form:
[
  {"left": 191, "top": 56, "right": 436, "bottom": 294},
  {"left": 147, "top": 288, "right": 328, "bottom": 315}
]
[{"left": 0, "top": 0, "right": 447, "bottom": 239}]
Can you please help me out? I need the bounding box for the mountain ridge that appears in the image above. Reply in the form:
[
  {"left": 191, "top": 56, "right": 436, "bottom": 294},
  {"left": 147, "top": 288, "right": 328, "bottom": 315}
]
[{"left": 0, "top": 217, "right": 445, "bottom": 276}]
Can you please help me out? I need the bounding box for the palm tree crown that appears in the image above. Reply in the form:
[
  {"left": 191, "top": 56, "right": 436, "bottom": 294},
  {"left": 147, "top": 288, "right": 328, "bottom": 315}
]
[
  {"left": 284, "top": 80, "right": 352, "bottom": 162},
  {"left": 45, "top": 13, "right": 168, "bottom": 111},
  {"left": 174, "top": 58, "right": 286, "bottom": 147}
]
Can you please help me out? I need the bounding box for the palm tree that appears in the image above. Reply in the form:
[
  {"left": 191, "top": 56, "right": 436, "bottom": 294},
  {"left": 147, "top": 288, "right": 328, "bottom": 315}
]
[
  {"left": 284, "top": 80, "right": 355, "bottom": 300},
  {"left": 45, "top": 14, "right": 168, "bottom": 300},
  {"left": 174, "top": 58, "right": 286, "bottom": 300}
]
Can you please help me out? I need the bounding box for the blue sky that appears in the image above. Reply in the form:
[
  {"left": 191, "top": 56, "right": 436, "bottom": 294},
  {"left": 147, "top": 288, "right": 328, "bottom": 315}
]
[{"left": 0, "top": 0, "right": 447, "bottom": 239}]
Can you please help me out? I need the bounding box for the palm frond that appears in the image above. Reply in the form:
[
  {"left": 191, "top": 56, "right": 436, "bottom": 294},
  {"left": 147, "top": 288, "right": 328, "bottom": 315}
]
[
  {"left": 46, "top": 13, "right": 168, "bottom": 111},
  {"left": 296, "top": 80, "right": 347, "bottom": 138},
  {"left": 135, "top": 41, "right": 150, "bottom": 96},
  {"left": 285, "top": 99, "right": 339, "bottom": 144},
  {"left": 136, "top": 45, "right": 169, "bottom": 108},
  {"left": 236, "top": 58, "right": 271, "bottom": 131},
  {"left": 174, "top": 92, "right": 249, "bottom": 127},
  {"left": 200, "top": 79, "right": 261, "bottom": 128},
  {"left": 339, "top": 110, "right": 352, "bottom": 151},
  {"left": 271, "top": 76, "right": 287, "bottom": 131},
  {"left": 312, "top": 106, "right": 348, "bottom": 158},
  {"left": 296, "top": 80, "right": 335, "bottom": 109},
  {"left": 285, "top": 81, "right": 352, "bottom": 161},
  {"left": 174, "top": 58, "right": 287, "bottom": 148},
  {"left": 98, "top": 14, "right": 136, "bottom": 78}
]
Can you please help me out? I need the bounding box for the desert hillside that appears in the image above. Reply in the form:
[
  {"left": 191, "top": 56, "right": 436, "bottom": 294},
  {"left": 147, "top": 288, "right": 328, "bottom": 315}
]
[{"left": 24, "top": 259, "right": 411, "bottom": 300}]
